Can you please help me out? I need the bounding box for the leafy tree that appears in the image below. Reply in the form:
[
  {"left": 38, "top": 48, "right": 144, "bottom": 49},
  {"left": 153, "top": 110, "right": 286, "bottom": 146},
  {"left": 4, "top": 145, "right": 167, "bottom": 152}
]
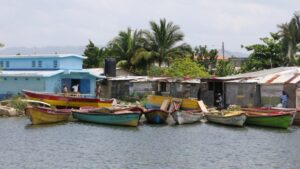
[
  {"left": 132, "top": 18, "right": 192, "bottom": 68},
  {"left": 194, "top": 45, "right": 218, "bottom": 73},
  {"left": 83, "top": 40, "right": 108, "bottom": 68},
  {"left": 241, "top": 33, "right": 284, "bottom": 72},
  {"left": 0, "top": 43, "right": 4, "bottom": 47},
  {"left": 216, "top": 60, "right": 236, "bottom": 77},
  {"left": 108, "top": 28, "right": 144, "bottom": 71},
  {"left": 165, "top": 58, "right": 209, "bottom": 78},
  {"left": 278, "top": 17, "right": 300, "bottom": 65}
]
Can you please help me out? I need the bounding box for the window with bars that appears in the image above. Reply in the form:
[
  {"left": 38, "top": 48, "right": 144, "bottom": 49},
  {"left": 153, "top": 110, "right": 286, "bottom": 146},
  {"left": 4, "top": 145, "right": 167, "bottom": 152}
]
[
  {"left": 32, "top": 61, "right": 36, "bottom": 67},
  {"left": 53, "top": 60, "right": 58, "bottom": 68},
  {"left": 38, "top": 61, "right": 42, "bottom": 67}
]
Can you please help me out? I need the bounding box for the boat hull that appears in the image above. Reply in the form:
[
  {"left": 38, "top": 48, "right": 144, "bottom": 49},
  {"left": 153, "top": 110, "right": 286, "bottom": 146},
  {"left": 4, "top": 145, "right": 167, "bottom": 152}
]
[
  {"left": 146, "top": 95, "right": 199, "bottom": 110},
  {"left": 206, "top": 114, "right": 247, "bottom": 127},
  {"left": 171, "top": 110, "right": 202, "bottom": 125},
  {"left": 245, "top": 114, "right": 292, "bottom": 129},
  {"left": 23, "top": 90, "right": 113, "bottom": 108},
  {"left": 144, "top": 109, "right": 169, "bottom": 124},
  {"left": 72, "top": 111, "right": 141, "bottom": 127},
  {"left": 26, "top": 107, "right": 71, "bottom": 125}
]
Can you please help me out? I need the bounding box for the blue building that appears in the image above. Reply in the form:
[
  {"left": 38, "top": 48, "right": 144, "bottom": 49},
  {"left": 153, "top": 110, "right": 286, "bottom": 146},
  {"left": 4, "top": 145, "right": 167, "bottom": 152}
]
[{"left": 0, "top": 54, "right": 103, "bottom": 99}]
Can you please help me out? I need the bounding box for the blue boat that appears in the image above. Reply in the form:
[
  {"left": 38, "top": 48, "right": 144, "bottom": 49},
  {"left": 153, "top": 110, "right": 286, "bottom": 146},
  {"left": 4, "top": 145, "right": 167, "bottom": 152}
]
[
  {"left": 143, "top": 108, "right": 169, "bottom": 124},
  {"left": 72, "top": 108, "right": 142, "bottom": 127}
]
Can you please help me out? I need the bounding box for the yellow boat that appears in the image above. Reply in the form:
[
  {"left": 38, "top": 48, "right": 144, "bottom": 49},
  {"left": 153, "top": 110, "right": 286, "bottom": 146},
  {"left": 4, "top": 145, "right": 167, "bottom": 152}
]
[
  {"left": 145, "top": 95, "right": 200, "bottom": 110},
  {"left": 25, "top": 106, "right": 71, "bottom": 125},
  {"left": 23, "top": 90, "right": 114, "bottom": 108}
]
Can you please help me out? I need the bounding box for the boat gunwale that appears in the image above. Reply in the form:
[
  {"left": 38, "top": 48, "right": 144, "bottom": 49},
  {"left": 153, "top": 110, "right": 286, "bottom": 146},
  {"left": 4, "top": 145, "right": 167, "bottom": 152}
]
[{"left": 22, "top": 89, "right": 114, "bottom": 103}]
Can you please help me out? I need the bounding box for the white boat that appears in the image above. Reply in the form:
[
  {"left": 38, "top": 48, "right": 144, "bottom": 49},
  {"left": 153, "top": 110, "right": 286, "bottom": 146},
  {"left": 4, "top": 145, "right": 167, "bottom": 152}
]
[
  {"left": 205, "top": 111, "right": 247, "bottom": 127},
  {"left": 171, "top": 110, "right": 203, "bottom": 125}
]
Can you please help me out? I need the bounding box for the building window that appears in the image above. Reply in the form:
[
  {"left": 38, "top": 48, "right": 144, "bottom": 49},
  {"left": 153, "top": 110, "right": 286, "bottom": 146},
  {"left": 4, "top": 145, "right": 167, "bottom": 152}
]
[
  {"left": 38, "top": 61, "right": 42, "bottom": 68},
  {"left": 25, "top": 78, "right": 29, "bottom": 80},
  {"left": 5, "top": 61, "right": 9, "bottom": 68},
  {"left": 4, "top": 77, "right": 7, "bottom": 80},
  {"left": 37, "top": 78, "right": 40, "bottom": 80},
  {"left": 32, "top": 61, "right": 36, "bottom": 67},
  {"left": 14, "top": 78, "right": 18, "bottom": 80},
  {"left": 0, "top": 61, "right": 3, "bottom": 68},
  {"left": 160, "top": 82, "right": 167, "bottom": 92},
  {"left": 53, "top": 60, "right": 58, "bottom": 68}
]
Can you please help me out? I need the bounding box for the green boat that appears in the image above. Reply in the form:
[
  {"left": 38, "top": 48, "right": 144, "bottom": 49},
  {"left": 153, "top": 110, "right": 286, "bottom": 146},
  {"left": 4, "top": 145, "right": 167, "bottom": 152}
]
[
  {"left": 72, "top": 107, "right": 142, "bottom": 127},
  {"left": 244, "top": 109, "right": 293, "bottom": 129}
]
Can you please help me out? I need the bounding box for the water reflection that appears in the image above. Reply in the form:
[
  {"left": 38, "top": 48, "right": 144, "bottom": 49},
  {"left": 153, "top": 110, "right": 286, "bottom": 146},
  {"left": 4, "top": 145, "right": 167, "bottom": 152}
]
[{"left": 0, "top": 117, "right": 299, "bottom": 169}]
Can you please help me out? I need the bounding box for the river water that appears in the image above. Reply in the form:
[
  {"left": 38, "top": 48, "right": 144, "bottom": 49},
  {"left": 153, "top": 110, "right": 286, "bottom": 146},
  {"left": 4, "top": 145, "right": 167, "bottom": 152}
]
[{"left": 0, "top": 117, "right": 299, "bottom": 169}]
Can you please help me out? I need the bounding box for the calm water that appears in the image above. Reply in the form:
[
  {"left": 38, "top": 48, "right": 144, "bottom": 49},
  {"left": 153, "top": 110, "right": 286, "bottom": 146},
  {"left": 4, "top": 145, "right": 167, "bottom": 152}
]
[{"left": 0, "top": 117, "right": 300, "bottom": 169}]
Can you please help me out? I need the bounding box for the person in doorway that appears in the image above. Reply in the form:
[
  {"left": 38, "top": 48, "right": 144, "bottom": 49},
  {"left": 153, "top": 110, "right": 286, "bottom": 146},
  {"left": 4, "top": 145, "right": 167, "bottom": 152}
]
[
  {"left": 216, "top": 93, "right": 224, "bottom": 109},
  {"left": 197, "top": 87, "right": 201, "bottom": 100},
  {"left": 63, "top": 85, "right": 68, "bottom": 97},
  {"left": 280, "top": 91, "right": 288, "bottom": 108},
  {"left": 95, "top": 82, "right": 102, "bottom": 98},
  {"left": 72, "top": 84, "right": 79, "bottom": 96}
]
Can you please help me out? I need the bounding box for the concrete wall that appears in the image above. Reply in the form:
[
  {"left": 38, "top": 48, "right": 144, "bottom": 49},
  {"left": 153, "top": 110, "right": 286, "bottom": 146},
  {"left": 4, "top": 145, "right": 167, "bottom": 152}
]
[
  {"left": 131, "top": 82, "right": 156, "bottom": 95},
  {"left": 260, "top": 84, "right": 283, "bottom": 107},
  {"left": 59, "top": 57, "right": 82, "bottom": 70},
  {"left": 0, "top": 76, "right": 45, "bottom": 99},
  {"left": 225, "top": 82, "right": 260, "bottom": 107},
  {"left": 0, "top": 56, "right": 83, "bottom": 70}
]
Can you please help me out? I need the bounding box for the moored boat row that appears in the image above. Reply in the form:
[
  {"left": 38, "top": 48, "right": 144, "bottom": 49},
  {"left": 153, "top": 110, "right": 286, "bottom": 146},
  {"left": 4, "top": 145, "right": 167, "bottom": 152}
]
[{"left": 22, "top": 91, "right": 297, "bottom": 129}]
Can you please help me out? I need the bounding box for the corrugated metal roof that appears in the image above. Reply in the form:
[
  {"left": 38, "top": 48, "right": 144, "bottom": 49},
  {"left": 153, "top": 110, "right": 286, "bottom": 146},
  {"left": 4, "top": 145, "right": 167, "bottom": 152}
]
[
  {"left": 226, "top": 67, "right": 300, "bottom": 84},
  {"left": 216, "top": 67, "right": 300, "bottom": 80},
  {"left": 0, "top": 54, "right": 86, "bottom": 59}
]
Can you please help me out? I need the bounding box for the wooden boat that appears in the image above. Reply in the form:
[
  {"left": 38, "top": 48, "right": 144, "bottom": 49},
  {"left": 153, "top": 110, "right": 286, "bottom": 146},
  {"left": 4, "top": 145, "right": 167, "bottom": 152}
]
[
  {"left": 171, "top": 110, "right": 203, "bottom": 125},
  {"left": 72, "top": 107, "right": 142, "bottom": 127},
  {"left": 25, "top": 106, "right": 71, "bottom": 125},
  {"left": 257, "top": 107, "right": 299, "bottom": 126},
  {"left": 23, "top": 90, "right": 114, "bottom": 108},
  {"left": 205, "top": 111, "right": 247, "bottom": 127},
  {"left": 146, "top": 95, "right": 200, "bottom": 110},
  {"left": 243, "top": 108, "right": 294, "bottom": 129},
  {"left": 143, "top": 108, "right": 170, "bottom": 124}
]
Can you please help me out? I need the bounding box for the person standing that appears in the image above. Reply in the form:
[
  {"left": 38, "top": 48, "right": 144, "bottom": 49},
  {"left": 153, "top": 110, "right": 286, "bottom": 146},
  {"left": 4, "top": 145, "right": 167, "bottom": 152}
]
[
  {"left": 63, "top": 85, "right": 68, "bottom": 97},
  {"left": 216, "top": 93, "right": 223, "bottom": 109},
  {"left": 95, "top": 82, "right": 102, "bottom": 98},
  {"left": 280, "top": 91, "right": 288, "bottom": 108}
]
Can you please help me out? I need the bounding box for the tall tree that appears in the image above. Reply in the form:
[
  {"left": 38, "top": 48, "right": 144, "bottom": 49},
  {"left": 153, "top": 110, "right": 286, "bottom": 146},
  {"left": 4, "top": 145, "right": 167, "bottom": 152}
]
[
  {"left": 83, "top": 40, "right": 107, "bottom": 68},
  {"left": 108, "top": 28, "right": 144, "bottom": 71},
  {"left": 278, "top": 17, "right": 300, "bottom": 65},
  {"left": 241, "top": 33, "right": 284, "bottom": 72},
  {"left": 194, "top": 45, "right": 218, "bottom": 73},
  {"left": 132, "top": 18, "right": 192, "bottom": 68},
  {"left": 216, "top": 60, "right": 236, "bottom": 77}
]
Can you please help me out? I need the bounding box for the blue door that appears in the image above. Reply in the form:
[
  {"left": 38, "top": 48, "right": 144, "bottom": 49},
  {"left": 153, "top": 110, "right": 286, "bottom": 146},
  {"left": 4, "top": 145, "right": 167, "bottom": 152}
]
[{"left": 80, "top": 79, "right": 90, "bottom": 94}]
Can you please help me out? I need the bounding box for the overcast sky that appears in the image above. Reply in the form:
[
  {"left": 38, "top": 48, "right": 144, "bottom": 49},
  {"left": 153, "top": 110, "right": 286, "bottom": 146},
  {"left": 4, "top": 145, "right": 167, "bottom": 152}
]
[{"left": 0, "top": 0, "right": 299, "bottom": 53}]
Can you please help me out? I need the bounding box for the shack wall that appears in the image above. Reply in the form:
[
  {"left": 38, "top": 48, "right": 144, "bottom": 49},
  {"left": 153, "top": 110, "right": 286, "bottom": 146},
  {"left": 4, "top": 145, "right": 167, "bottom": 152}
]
[
  {"left": 225, "top": 82, "right": 260, "bottom": 107},
  {"left": 260, "top": 84, "right": 283, "bottom": 107}
]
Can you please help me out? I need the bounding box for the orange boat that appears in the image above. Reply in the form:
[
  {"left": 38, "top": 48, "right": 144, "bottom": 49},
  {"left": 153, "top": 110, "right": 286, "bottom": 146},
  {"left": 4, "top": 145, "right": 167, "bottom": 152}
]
[{"left": 23, "top": 90, "right": 114, "bottom": 108}]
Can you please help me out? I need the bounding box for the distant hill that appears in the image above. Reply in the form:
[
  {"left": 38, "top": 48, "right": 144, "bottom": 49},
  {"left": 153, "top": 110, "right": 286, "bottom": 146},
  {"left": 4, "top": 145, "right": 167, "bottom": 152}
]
[
  {"left": 0, "top": 46, "right": 85, "bottom": 55},
  {"left": 0, "top": 46, "right": 249, "bottom": 58},
  {"left": 217, "top": 49, "right": 248, "bottom": 58}
]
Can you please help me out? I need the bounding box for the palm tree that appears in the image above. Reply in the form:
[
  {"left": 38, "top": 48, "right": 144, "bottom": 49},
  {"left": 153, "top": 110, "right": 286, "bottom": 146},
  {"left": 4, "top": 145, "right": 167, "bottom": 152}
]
[
  {"left": 83, "top": 40, "right": 108, "bottom": 68},
  {"left": 278, "top": 18, "right": 300, "bottom": 65},
  {"left": 132, "top": 18, "right": 192, "bottom": 68},
  {"left": 108, "top": 28, "right": 144, "bottom": 70}
]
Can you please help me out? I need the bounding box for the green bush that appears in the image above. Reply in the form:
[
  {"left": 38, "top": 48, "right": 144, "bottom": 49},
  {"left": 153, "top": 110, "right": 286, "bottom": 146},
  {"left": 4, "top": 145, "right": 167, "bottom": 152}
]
[{"left": 10, "top": 96, "right": 28, "bottom": 112}]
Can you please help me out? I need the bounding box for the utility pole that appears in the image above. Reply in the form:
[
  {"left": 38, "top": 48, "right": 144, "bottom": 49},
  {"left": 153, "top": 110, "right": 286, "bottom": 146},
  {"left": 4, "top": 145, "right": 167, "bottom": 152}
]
[{"left": 222, "top": 41, "right": 225, "bottom": 59}]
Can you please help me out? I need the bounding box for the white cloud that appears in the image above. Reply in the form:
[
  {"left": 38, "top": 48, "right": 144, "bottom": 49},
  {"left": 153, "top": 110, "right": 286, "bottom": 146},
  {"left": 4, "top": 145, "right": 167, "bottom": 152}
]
[{"left": 0, "top": 0, "right": 299, "bottom": 52}]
